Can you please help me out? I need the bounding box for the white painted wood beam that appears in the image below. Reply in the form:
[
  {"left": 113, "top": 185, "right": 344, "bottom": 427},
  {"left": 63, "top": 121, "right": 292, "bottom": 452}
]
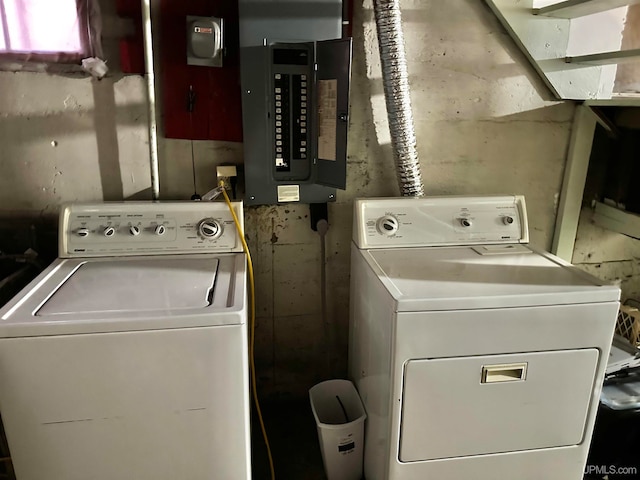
[
  {"left": 484, "top": 0, "right": 617, "bottom": 100},
  {"left": 586, "top": 97, "right": 640, "bottom": 106},
  {"left": 589, "top": 106, "right": 619, "bottom": 135},
  {"left": 566, "top": 48, "right": 640, "bottom": 65},
  {"left": 551, "top": 105, "right": 598, "bottom": 261},
  {"left": 593, "top": 201, "right": 640, "bottom": 239},
  {"left": 534, "top": 0, "right": 639, "bottom": 19}
]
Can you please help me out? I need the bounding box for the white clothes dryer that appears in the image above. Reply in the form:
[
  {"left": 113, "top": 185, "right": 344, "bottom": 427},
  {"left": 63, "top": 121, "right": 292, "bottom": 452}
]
[
  {"left": 348, "top": 195, "right": 620, "bottom": 480},
  {"left": 0, "top": 201, "right": 250, "bottom": 480}
]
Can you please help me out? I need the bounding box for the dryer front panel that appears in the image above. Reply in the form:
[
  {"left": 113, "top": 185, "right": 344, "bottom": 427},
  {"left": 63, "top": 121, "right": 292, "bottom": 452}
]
[{"left": 399, "top": 349, "right": 598, "bottom": 462}]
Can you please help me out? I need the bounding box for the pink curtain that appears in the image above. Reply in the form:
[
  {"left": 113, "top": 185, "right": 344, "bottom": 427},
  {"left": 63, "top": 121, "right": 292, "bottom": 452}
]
[{"left": 0, "top": 0, "right": 101, "bottom": 64}]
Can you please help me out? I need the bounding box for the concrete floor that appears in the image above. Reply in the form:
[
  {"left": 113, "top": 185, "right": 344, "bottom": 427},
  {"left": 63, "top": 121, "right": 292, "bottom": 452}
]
[
  {"left": 252, "top": 400, "right": 328, "bottom": 480},
  {"left": 250, "top": 400, "right": 640, "bottom": 480},
  {"left": 2, "top": 397, "right": 636, "bottom": 480}
]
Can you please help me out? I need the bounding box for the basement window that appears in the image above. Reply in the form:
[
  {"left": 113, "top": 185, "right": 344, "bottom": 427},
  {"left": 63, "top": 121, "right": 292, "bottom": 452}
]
[{"left": 0, "top": 0, "right": 101, "bottom": 70}]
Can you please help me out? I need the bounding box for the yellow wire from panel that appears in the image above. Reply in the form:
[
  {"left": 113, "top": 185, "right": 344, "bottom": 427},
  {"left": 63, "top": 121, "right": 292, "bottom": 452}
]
[{"left": 219, "top": 180, "right": 275, "bottom": 480}]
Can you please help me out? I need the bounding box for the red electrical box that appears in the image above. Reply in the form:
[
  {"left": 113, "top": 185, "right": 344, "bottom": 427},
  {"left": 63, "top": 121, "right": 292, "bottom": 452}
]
[{"left": 117, "top": 0, "right": 243, "bottom": 142}]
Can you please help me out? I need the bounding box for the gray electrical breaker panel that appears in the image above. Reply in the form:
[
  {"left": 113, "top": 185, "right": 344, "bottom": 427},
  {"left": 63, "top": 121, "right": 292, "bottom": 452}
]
[{"left": 238, "top": 0, "right": 351, "bottom": 205}]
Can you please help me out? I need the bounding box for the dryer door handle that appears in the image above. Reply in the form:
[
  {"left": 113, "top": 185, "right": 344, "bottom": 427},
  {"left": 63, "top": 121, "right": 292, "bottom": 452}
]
[{"left": 481, "top": 363, "right": 528, "bottom": 383}]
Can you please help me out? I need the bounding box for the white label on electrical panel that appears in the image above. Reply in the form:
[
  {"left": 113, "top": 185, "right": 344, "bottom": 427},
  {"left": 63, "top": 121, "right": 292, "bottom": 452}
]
[
  {"left": 277, "top": 185, "right": 300, "bottom": 202},
  {"left": 318, "top": 79, "right": 337, "bottom": 161}
]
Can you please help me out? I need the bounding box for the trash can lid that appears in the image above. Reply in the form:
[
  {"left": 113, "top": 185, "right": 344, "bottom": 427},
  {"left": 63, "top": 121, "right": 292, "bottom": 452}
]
[
  {"left": 601, "top": 372, "right": 640, "bottom": 410},
  {"left": 606, "top": 337, "right": 640, "bottom": 376}
]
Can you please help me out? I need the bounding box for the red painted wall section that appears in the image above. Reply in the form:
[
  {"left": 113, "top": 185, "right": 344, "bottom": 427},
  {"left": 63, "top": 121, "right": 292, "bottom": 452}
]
[
  {"left": 116, "top": 0, "right": 144, "bottom": 74},
  {"left": 115, "top": 0, "right": 353, "bottom": 142},
  {"left": 158, "top": 0, "right": 243, "bottom": 142},
  {"left": 116, "top": 0, "right": 243, "bottom": 142}
]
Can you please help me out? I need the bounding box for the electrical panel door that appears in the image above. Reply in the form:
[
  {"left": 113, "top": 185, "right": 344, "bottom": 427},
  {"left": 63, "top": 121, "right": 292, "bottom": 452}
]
[{"left": 240, "top": 39, "right": 352, "bottom": 205}]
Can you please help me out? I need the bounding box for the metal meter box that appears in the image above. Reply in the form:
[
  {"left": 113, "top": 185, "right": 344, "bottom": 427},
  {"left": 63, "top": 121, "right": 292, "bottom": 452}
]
[
  {"left": 187, "top": 16, "right": 224, "bottom": 67},
  {"left": 238, "top": 0, "right": 351, "bottom": 205}
]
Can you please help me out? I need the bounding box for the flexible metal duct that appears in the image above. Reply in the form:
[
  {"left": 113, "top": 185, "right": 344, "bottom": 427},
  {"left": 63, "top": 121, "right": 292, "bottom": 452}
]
[{"left": 373, "top": 0, "right": 424, "bottom": 197}]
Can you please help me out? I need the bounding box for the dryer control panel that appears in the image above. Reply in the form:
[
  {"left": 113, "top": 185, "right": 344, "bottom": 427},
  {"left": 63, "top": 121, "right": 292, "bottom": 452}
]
[
  {"left": 59, "top": 202, "right": 244, "bottom": 257},
  {"left": 353, "top": 195, "right": 528, "bottom": 249}
]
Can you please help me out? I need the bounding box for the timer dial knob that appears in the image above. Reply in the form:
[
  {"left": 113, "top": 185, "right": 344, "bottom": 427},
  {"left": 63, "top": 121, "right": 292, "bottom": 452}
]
[
  {"left": 198, "top": 219, "right": 223, "bottom": 239},
  {"left": 129, "top": 225, "right": 141, "bottom": 236},
  {"left": 155, "top": 225, "right": 166, "bottom": 236},
  {"left": 459, "top": 218, "right": 472, "bottom": 227},
  {"left": 377, "top": 215, "right": 399, "bottom": 236},
  {"left": 103, "top": 226, "right": 116, "bottom": 237},
  {"left": 502, "top": 216, "right": 514, "bottom": 225},
  {"left": 76, "top": 228, "right": 90, "bottom": 237}
]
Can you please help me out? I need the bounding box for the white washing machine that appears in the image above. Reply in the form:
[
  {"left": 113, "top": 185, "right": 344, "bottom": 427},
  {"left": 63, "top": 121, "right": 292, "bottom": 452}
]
[
  {"left": 348, "top": 195, "right": 621, "bottom": 480},
  {"left": 0, "top": 201, "right": 250, "bottom": 480}
]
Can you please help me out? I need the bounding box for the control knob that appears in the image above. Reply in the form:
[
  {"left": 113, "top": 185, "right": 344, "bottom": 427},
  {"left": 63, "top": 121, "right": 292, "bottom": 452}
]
[
  {"left": 459, "top": 218, "right": 472, "bottom": 227},
  {"left": 502, "top": 216, "right": 514, "bottom": 225},
  {"left": 103, "top": 226, "right": 116, "bottom": 237},
  {"left": 376, "top": 215, "right": 399, "bottom": 236},
  {"left": 155, "top": 225, "right": 166, "bottom": 236},
  {"left": 76, "top": 228, "right": 90, "bottom": 237},
  {"left": 129, "top": 225, "right": 141, "bottom": 236},
  {"left": 198, "top": 218, "right": 223, "bottom": 239}
]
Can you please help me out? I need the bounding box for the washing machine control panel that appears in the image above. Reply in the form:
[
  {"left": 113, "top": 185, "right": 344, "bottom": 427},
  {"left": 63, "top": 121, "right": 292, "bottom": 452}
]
[
  {"left": 59, "top": 202, "right": 244, "bottom": 257},
  {"left": 354, "top": 196, "right": 528, "bottom": 248}
]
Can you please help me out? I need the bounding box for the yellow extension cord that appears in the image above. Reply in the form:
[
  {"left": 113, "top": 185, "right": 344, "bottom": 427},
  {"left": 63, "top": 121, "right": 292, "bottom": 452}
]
[{"left": 219, "top": 180, "right": 276, "bottom": 480}]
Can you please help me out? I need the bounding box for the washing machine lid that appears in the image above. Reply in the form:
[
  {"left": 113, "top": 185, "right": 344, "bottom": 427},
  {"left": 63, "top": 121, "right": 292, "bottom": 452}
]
[
  {"left": 364, "top": 245, "right": 620, "bottom": 311},
  {"left": 0, "top": 254, "right": 246, "bottom": 338},
  {"left": 37, "top": 258, "right": 219, "bottom": 315}
]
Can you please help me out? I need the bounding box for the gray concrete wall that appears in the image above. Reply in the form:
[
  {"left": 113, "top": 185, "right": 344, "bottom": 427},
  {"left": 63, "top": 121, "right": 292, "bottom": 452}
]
[
  {"left": 0, "top": 0, "right": 151, "bottom": 217},
  {"left": 0, "top": 0, "right": 577, "bottom": 399},
  {"left": 616, "top": 4, "right": 640, "bottom": 93}
]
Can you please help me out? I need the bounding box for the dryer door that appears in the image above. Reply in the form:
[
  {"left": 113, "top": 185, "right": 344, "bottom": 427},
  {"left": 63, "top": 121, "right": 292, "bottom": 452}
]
[{"left": 399, "top": 349, "right": 599, "bottom": 462}]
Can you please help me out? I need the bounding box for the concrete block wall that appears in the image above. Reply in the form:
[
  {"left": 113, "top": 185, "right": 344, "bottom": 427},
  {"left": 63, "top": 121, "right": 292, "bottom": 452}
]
[
  {"left": 616, "top": 4, "right": 640, "bottom": 93},
  {"left": 0, "top": 0, "right": 579, "bottom": 399},
  {"left": 0, "top": 0, "right": 152, "bottom": 217}
]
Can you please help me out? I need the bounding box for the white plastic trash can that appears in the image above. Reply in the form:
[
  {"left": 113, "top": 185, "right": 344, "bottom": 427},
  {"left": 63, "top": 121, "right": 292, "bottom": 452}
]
[{"left": 309, "top": 379, "right": 366, "bottom": 480}]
